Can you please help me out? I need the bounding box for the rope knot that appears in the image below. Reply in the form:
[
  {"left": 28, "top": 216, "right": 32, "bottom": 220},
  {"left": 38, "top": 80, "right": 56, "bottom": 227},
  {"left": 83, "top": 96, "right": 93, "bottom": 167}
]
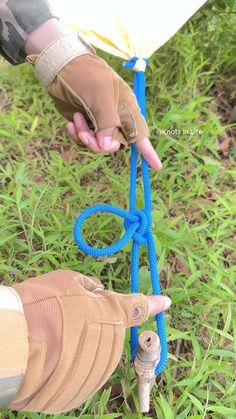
[
  {"left": 124, "top": 209, "right": 152, "bottom": 245},
  {"left": 73, "top": 60, "right": 168, "bottom": 374},
  {"left": 123, "top": 57, "right": 148, "bottom": 72}
]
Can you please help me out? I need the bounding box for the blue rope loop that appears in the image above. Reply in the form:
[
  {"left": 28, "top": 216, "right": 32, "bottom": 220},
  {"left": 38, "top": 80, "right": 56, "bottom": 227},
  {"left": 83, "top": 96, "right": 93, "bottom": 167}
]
[
  {"left": 74, "top": 204, "right": 150, "bottom": 257},
  {"left": 74, "top": 56, "right": 167, "bottom": 375}
]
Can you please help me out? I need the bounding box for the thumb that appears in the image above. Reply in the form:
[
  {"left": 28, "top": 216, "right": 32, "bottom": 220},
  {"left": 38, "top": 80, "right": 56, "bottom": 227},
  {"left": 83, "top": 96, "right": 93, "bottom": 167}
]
[
  {"left": 147, "top": 295, "right": 172, "bottom": 316},
  {"left": 112, "top": 292, "right": 171, "bottom": 328}
]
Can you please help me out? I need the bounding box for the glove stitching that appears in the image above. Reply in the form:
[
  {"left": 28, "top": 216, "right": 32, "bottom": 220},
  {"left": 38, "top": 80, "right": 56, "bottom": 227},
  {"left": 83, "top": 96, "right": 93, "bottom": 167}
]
[
  {"left": 78, "top": 324, "right": 125, "bottom": 410},
  {"left": 111, "top": 71, "right": 122, "bottom": 129},
  {"left": 64, "top": 322, "right": 117, "bottom": 410},
  {"left": 55, "top": 74, "right": 98, "bottom": 131},
  {"left": 42, "top": 319, "right": 101, "bottom": 412},
  {"left": 118, "top": 103, "right": 137, "bottom": 139},
  {"left": 92, "top": 320, "right": 124, "bottom": 325},
  {"left": 66, "top": 322, "right": 104, "bottom": 406},
  {"left": 21, "top": 339, "right": 48, "bottom": 403},
  {"left": 40, "top": 304, "right": 88, "bottom": 411}
]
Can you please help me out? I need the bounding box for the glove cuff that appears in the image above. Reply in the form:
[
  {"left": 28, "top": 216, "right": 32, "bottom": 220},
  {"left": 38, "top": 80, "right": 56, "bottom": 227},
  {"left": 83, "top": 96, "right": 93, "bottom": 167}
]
[
  {"left": 0, "top": 286, "right": 29, "bottom": 408},
  {"left": 29, "top": 33, "right": 95, "bottom": 87}
]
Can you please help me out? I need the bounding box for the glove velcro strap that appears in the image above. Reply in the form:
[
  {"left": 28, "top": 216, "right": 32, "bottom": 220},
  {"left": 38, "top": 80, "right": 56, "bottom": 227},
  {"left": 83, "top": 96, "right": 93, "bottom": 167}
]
[
  {"left": 0, "top": 286, "right": 29, "bottom": 408},
  {"left": 34, "top": 33, "right": 95, "bottom": 87}
]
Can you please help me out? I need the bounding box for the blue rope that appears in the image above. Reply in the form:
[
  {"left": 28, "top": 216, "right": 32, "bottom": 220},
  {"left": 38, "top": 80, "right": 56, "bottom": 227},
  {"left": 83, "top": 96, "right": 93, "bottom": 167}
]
[{"left": 74, "top": 57, "right": 167, "bottom": 375}]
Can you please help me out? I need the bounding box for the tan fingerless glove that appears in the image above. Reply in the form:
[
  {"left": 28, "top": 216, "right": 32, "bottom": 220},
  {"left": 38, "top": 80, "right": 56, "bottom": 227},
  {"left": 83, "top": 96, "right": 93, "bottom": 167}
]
[
  {"left": 9, "top": 270, "right": 148, "bottom": 413},
  {"left": 27, "top": 33, "right": 149, "bottom": 146}
]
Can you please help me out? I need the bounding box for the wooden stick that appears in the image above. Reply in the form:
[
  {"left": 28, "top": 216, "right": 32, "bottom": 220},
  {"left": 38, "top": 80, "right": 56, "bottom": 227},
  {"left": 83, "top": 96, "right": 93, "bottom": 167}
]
[{"left": 134, "top": 330, "right": 161, "bottom": 412}]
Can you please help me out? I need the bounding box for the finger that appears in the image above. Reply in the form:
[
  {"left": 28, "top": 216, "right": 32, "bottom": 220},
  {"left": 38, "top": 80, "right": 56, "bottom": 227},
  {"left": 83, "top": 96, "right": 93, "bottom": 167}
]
[
  {"left": 110, "top": 292, "right": 171, "bottom": 328},
  {"left": 73, "top": 113, "right": 103, "bottom": 153},
  {"left": 96, "top": 128, "right": 121, "bottom": 152},
  {"left": 69, "top": 119, "right": 102, "bottom": 153},
  {"left": 146, "top": 295, "right": 171, "bottom": 316},
  {"left": 136, "top": 138, "right": 162, "bottom": 171},
  {"left": 74, "top": 113, "right": 121, "bottom": 153},
  {"left": 66, "top": 121, "right": 78, "bottom": 141},
  {"left": 66, "top": 121, "right": 85, "bottom": 147}
]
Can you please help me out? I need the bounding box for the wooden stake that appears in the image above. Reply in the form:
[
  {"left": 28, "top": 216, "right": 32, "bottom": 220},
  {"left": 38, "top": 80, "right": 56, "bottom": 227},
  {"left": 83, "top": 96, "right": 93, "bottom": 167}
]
[{"left": 134, "top": 330, "right": 161, "bottom": 413}]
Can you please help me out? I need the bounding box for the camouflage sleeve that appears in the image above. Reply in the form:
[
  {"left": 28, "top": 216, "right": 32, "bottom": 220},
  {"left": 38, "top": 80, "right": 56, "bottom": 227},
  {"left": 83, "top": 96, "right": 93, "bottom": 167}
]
[{"left": 0, "top": 0, "right": 57, "bottom": 64}]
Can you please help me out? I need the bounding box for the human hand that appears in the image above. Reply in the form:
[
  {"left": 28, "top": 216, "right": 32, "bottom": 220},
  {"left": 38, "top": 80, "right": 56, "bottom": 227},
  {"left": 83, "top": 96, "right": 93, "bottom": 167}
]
[
  {"left": 26, "top": 31, "right": 162, "bottom": 170},
  {"left": 10, "top": 270, "right": 171, "bottom": 413},
  {"left": 66, "top": 112, "right": 162, "bottom": 170}
]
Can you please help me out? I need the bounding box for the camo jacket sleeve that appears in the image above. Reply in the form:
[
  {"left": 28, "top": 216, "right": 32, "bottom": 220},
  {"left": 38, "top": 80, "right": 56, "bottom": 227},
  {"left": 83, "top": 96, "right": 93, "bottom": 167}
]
[{"left": 0, "top": 0, "right": 57, "bottom": 64}]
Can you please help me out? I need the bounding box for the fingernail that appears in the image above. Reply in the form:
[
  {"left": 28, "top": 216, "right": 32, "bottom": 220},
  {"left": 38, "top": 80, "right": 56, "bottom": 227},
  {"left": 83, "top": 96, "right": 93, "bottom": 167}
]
[
  {"left": 101, "top": 136, "right": 112, "bottom": 149},
  {"left": 163, "top": 296, "right": 172, "bottom": 310},
  {"left": 154, "top": 156, "right": 162, "bottom": 170},
  {"left": 79, "top": 134, "right": 89, "bottom": 145},
  {"left": 74, "top": 113, "right": 81, "bottom": 127}
]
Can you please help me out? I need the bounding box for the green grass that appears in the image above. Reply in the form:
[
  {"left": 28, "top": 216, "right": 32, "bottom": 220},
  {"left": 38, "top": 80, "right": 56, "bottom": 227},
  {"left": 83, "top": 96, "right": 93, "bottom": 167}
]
[{"left": 0, "top": 3, "right": 236, "bottom": 419}]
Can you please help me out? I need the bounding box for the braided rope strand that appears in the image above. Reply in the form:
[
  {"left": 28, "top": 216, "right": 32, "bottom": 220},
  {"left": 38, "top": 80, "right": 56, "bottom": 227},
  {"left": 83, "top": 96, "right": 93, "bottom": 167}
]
[{"left": 74, "top": 57, "right": 167, "bottom": 374}]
